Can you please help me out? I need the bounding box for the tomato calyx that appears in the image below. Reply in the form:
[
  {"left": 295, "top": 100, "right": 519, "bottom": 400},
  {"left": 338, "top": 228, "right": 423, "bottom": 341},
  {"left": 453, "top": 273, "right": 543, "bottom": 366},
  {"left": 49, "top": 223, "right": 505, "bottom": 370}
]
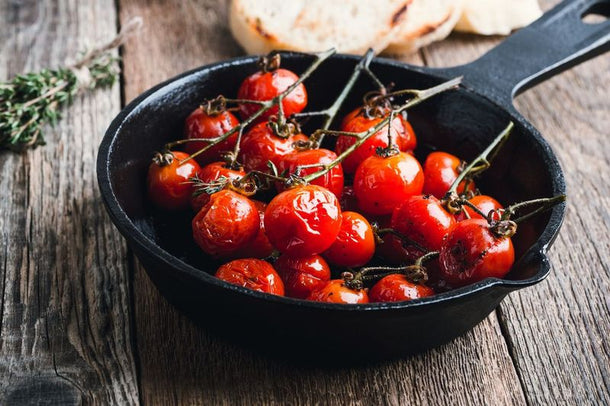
[
  {"left": 375, "top": 144, "right": 400, "bottom": 158},
  {"left": 490, "top": 218, "right": 518, "bottom": 238},
  {"left": 442, "top": 191, "right": 463, "bottom": 215},
  {"left": 199, "top": 95, "right": 230, "bottom": 116},
  {"left": 361, "top": 88, "right": 394, "bottom": 119},
  {"left": 257, "top": 52, "right": 281, "bottom": 73},
  {"left": 491, "top": 194, "right": 567, "bottom": 237},
  {"left": 266, "top": 116, "right": 301, "bottom": 139},
  {"left": 151, "top": 150, "right": 175, "bottom": 167}
]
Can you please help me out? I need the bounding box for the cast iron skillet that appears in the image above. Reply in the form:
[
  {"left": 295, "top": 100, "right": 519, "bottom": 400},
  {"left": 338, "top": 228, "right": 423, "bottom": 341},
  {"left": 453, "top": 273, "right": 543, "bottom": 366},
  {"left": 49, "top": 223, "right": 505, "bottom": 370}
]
[{"left": 98, "top": 0, "right": 609, "bottom": 361}]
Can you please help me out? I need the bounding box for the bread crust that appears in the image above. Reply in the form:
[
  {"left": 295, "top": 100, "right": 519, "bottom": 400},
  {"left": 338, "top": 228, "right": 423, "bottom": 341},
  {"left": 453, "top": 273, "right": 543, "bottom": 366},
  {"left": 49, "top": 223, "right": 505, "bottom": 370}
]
[
  {"left": 229, "top": 0, "right": 413, "bottom": 55},
  {"left": 455, "top": 0, "right": 542, "bottom": 35},
  {"left": 384, "top": 0, "right": 464, "bottom": 56}
]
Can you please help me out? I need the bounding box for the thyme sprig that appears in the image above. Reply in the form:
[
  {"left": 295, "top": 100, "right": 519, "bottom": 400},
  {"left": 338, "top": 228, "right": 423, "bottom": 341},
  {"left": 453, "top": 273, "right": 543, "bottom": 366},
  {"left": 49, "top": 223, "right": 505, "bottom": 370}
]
[{"left": 0, "top": 17, "right": 142, "bottom": 152}]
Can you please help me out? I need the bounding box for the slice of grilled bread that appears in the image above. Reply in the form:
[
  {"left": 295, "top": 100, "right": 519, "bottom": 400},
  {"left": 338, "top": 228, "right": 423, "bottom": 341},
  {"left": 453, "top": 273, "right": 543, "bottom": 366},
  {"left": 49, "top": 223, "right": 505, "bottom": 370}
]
[
  {"left": 455, "top": 0, "right": 542, "bottom": 35},
  {"left": 384, "top": 0, "right": 464, "bottom": 56},
  {"left": 229, "top": 0, "right": 413, "bottom": 55}
]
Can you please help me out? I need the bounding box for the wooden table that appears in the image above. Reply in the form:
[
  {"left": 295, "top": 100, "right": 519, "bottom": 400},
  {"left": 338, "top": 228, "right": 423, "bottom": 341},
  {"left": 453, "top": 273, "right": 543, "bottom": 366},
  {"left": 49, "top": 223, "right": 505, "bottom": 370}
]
[{"left": 1, "top": 0, "right": 608, "bottom": 404}]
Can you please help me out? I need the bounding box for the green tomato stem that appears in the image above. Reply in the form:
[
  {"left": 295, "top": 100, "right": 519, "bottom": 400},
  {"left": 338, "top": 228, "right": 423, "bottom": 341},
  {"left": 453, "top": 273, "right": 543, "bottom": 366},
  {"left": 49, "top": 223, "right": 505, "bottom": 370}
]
[{"left": 445, "top": 121, "right": 514, "bottom": 199}]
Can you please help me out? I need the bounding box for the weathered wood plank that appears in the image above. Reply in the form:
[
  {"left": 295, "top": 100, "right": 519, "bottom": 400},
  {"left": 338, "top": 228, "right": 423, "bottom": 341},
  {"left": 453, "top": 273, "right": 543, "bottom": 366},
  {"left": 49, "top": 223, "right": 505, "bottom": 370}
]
[
  {"left": 423, "top": 0, "right": 610, "bottom": 404},
  {"left": 119, "top": 1, "right": 525, "bottom": 404},
  {"left": 504, "top": 42, "right": 610, "bottom": 406},
  {"left": 0, "top": 1, "right": 139, "bottom": 404}
]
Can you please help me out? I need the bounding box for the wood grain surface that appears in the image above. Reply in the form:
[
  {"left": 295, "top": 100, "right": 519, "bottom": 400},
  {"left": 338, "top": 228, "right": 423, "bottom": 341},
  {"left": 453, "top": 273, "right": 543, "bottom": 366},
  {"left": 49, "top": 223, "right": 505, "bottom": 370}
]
[
  {"left": 0, "top": 1, "right": 138, "bottom": 404},
  {"left": 1, "top": 0, "right": 608, "bottom": 404}
]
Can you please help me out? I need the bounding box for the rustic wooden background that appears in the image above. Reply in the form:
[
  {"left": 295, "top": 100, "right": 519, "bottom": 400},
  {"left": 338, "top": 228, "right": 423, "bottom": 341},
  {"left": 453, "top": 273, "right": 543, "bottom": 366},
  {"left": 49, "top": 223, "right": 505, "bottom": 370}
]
[{"left": 1, "top": 0, "right": 608, "bottom": 404}]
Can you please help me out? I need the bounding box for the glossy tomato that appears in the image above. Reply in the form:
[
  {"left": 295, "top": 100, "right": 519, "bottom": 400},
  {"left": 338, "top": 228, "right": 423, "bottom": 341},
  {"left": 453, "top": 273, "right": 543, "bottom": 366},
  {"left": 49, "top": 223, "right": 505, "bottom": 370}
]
[
  {"left": 353, "top": 152, "right": 424, "bottom": 216},
  {"left": 238, "top": 121, "right": 308, "bottom": 172},
  {"left": 192, "top": 190, "right": 259, "bottom": 258},
  {"left": 184, "top": 108, "right": 239, "bottom": 166},
  {"left": 439, "top": 218, "right": 514, "bottom": 287},
  {"left": 190, "top": 161, "right": 246, "bottom": 212},
  {"left": 308, "top": 279, "right": 369, "bottom": 304},
  {"left": 274, "top": 254, "right": 331, "bottom": 299},
  {"left": 369, "top": 274, "right": 434, "bottom": 302},
  {"left": 237, "top": 68, "right": 307, "bottom": 121},
  {"left": 215, "top": 258, "right": 284, "bottom": 295},
  {"left": 391, "top": 194, "right": 456, "bottom": 259},
  {"left": 455, "top": 195, "right": 503, "bottom": 221},
  {"left": 239, "top": 200, "right": 275, "bottom": 259},
  {"left": 323, "top": 211, "right": 375, "bottom": 268},
  {"left": 276, "top": 148, "right": 344, "bottom": 198},
  {"left": 335, "top": 109, "right": 416, "bottom": 174},
  {"left": 422, "top": 151, "right": 476, "bottom": 199},
  {"left": 264, "top": 185, "right": 342, "bottom": 256},
  {"left": 147, "top": 151, "right": 200, "bottom": 210}
]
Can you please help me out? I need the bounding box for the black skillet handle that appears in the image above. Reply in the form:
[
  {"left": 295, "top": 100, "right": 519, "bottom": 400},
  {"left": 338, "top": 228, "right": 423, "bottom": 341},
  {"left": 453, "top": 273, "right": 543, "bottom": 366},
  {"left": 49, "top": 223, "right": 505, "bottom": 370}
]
[{"left": 438, "top": 0, "right": 610, "bottom": 107}]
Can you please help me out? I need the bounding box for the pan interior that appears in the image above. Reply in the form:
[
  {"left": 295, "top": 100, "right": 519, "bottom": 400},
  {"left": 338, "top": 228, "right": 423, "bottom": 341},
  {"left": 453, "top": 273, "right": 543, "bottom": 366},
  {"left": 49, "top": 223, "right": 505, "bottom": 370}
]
[{"left": 107, "top": 54, "right": 559, "bottom": 284}]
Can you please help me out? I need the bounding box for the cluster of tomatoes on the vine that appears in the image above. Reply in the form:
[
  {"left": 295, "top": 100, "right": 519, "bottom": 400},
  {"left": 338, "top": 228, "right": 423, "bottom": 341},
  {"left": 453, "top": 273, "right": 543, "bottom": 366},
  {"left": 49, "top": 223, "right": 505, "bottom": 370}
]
[{"left": 146, "top": 53, "right": 563, "bottom": 304}]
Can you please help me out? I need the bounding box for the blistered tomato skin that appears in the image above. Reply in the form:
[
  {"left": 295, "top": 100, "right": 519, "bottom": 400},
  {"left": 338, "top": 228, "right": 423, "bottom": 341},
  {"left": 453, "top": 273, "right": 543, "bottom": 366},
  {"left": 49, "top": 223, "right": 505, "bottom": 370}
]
[
  {"left": 369, "top": 274, "right": 434, "bottom": 302},
  {"left": 276, "top": 148, "right": 344, "bottom": 199},
  {"left": 192, "top": 190, "right": 260, "bottom": 258},
  {"left": 308, "top": 280, "right": 369, "bottom": 304},
  {"left": 353, "top": 152, "right": 424, "bottom": 216},
  {"left": 323, "top": 211, "right": 375, "bottom": 268},
  {"left": 439, "top": 219, "right": 515, "bottom": 287},
  {"left": 422, "top": 151, "right": 475, "bottom": 199},
  {"left": 391, "top": 195, "right": 456, "bottom": 258},
  {"left": 335, "top": 110, "right": 417, "bottom": 174},
  {"left": 237, "top": 68, "right": 307, "bottom": 121},
  {"left": 147, "top": 151, "right": 200, "bottom": 210},
  {"left": 239, "top": 200, "right": 275, "bottom": 259},
  {"left": 264, "top": 185, "right": 342, "bottom": 256},
  {"left": 455, "top": 195, "right": 503, "bottom": 222},
  {"left": 238, "top": 122, "right": 309, "bottom": 172},
  {"left": 274, "top": 254, "right": 331, "bottom": 299},
  {"left": 215, "top": 259, "right": 284, "bottom": 295},
  {"left": 184, "top": 109, "right": 239, "bottom": 166},
  {"left": 190, "top": 162, "right": 246, "bottom": 212}
]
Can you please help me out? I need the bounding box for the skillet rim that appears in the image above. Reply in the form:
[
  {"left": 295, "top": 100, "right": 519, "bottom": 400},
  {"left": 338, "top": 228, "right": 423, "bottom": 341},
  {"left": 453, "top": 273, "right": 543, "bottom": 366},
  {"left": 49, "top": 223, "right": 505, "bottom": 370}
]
[{"left": 97, "top": 52, "right": 567, "bottom": 311}]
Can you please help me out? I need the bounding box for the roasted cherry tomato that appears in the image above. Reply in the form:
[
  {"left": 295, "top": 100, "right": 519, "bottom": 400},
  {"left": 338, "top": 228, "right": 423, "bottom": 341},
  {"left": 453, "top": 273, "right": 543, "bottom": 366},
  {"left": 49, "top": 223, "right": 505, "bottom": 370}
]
[
  {"left": 276, "top": 148, "right": 344, "bottom": 198},
  {"left": 439, "top": 218, "right": 514, "bottom": 287},
  {"left": 147, "top": 151, "right": 200, "bottom": 210},
  {"left": 184, "top": 108, "right": 240, "bottom": 166},
  {"left": 422, "top": 151, "right": 476, "bottom": 199},
  {"left": 308, "top": 279, "right": 369, "bottom": 304},
  {"left": 274, "top": 254, "right": 331, "bottom": 299},
  {"left": 455, "top": 195, "right": 503, "bottom": 222},
  {"left": 215, "top": 258, "right": 284, "bottom": 295},
  {"left": 190, "top": 162, "right": 246, "bottom": 212},
  {"left": 237, "top": 68, "right": 307, "bottom": 121},
  {"left": 353, "top": 152, "right": 424, "bottom": 216},
  {"left": 369, "top": 274, "right": 434, "bottom": 302},
  {"left": 192, "top": 190, "right": 260, "bottom": 258},
  {"left": 335, "top": 109, "right": 416, "bottom": 174},
  {"left": 323, "top": 211, "right": 375, "bottom": 268},
  {"left": 239, "top": 200, "right": 275, "bottom": 259},
  {"left": 391, "top": 194, "right": 456, "bottom": 260},
  {"left": 264, "top": 185, "right": 342, "bottom": 256},
  {"left": 238, "top": 121, "right": 309, "bottom": 172}
]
